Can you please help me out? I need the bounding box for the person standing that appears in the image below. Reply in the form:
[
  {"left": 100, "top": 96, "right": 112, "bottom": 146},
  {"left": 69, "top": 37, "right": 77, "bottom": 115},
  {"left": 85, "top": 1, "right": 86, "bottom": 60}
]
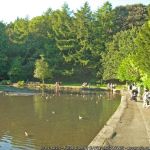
[
  {"left": 131, "top": 85, "right": 138, "bottom": 101},
  {"left": 55, "top": 82, "right": 60, "bottom": 95},
  {"left": 143, "top": 88, "right": 150, "bottom": 108}
]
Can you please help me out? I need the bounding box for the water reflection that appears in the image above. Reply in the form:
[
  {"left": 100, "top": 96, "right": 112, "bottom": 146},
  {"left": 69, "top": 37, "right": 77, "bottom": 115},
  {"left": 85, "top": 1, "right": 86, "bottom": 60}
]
[{"left": 0, "top": 91, "right": 120, "bottom": 149}]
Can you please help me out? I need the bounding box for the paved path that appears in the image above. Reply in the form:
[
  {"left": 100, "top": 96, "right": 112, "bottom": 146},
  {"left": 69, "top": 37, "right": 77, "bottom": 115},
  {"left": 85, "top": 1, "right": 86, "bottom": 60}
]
[{"left": 108, "top": 91, "right": 150, "bottom": 147}]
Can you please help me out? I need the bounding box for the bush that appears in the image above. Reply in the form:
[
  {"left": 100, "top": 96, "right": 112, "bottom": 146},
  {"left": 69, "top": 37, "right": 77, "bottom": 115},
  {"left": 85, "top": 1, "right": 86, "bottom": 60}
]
[
  {"left": 0, "top": 80, "right": 12, "bottom": 85},
  {"left": 17, "top": 81, "right": 25, "bottom": 87}
]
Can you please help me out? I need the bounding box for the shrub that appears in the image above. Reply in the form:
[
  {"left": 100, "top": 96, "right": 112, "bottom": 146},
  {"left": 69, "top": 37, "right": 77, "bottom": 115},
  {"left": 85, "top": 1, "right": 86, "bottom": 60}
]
[
  {"left": 0, "top": 80, "right": 12, "bottom": 85},
  {"left": 17, "top": 81, "right": 25, "bottom": 87}
]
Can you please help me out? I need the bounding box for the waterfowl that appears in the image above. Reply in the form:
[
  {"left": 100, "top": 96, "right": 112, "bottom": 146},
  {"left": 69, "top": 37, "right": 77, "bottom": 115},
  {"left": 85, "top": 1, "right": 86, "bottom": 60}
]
[
  {"left": 79, "top": 115, "right": 83, "bottom": 120},
  {"left": 52, "top": 111, "right": 55, "bottom": 114},
  {"left": 25, "top": 131, "right": 28, "bottom": 137}
]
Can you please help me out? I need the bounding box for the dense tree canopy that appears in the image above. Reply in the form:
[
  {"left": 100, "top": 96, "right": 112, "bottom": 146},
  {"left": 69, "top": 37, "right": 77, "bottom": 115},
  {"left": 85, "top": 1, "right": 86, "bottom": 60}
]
[
  {"left": 134, "top": 18, "right": 150, "bottom": 87},
  {"left": 102, "top": 27, "right": 140, "bottom": 80},
  {"left": 102, "top": 4, "right": 150, "bottom": 87},
  {"left": 134, "top": 21, "right": 150, "bottom": 74},
  {"left": 0, "top": 2, "right": 149, "bottom": 85}
]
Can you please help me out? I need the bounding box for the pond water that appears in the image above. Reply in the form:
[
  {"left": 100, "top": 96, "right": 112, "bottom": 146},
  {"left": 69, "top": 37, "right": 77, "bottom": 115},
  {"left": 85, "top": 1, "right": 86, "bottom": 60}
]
[{"left": 0, "top": 90, "right": 120, "bottom": 149}]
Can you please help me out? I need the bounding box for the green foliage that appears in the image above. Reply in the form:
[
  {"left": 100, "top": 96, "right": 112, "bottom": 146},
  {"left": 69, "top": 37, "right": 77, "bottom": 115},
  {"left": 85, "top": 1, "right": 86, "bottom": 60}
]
[
  {"left": 7, "top": 18, "right": 29, "bottom": 44},
  {"left": 130, "top": 18, "right": 150, "bottom": 87},
  {"left": 8, "top": 57, "right": 24, "bottom": 82},
  {"left": 102, "top": 27, "right": 140, "bottom": 80},
  {"left": 134, "top": 20, "right": 150, "bottom": 75},
  {"left": 114, "top": 4, "right": 148, "bottom": 32},
  {"left": 92, "top": 2, "right": 116, "bottom": 79},
  {"left": 0, "top": 53, "right": 8, "bottom": 78},
  {"left": 34, "top": 55, "right": 52, "bottom": 83},
  {"left": 0, "top": 80, "right": 12, "bottom": 85},
  {"left": 141, "top": 73, "right": 150, "bottom": 89},
  {"left": 103, "top": 10, "right": 150, "bottom": 87},
  {"left": 0, "top": 2, "right": 148, "bottom": 85},
  {"left": 17, "top": 80, "right": 25, "bottom": 87},
  {"left": 117, "top": 55, "right": 141, "bottom": 82}
]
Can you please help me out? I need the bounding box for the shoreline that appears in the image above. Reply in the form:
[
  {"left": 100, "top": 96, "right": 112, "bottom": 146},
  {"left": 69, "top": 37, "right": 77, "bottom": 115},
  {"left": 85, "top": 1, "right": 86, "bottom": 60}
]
[{"left": 0, "top": 84, "right": 113, "bottom": 96}]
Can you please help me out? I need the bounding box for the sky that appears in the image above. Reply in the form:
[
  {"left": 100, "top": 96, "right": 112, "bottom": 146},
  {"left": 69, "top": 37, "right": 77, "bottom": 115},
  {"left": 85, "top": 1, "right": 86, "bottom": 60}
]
[{"left": 0, "top": 0, "right": 149, "bottom": 23}]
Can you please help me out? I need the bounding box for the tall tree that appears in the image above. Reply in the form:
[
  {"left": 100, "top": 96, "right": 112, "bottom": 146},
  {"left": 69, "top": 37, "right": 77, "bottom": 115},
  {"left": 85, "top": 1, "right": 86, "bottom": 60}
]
[
  {"left": 134, "top": 18, "right": 150, "bottom": 87},
  {"left": 102, "top": 27, "right": 140, "bottom": 80},
  {"left": 92, "top": 2, "right": 116, "bottom": 79},
  {"left": 0, "top": 22, "right": 9, "bottom": 79},
  {"left": 114, "top": 4, "right": 148, "bottom": 32},
  {"left": 50, "top": 4, "right": 88, "bottom": 81},
  {"left": 7, "top": 18, "right": 29, "bottom": 44},
  {"left": 72, "top": 2, "right": 95, "bottom": 81},
  {"left": 134, "top": 21, "right": 150, "bottom": 74}
]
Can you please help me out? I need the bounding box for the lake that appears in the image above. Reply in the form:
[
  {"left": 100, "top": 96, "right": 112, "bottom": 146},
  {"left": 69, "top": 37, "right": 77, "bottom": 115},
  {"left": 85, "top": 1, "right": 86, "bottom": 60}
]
[{"left": 0, "top": 90, "right": 120, "bottom": 149}]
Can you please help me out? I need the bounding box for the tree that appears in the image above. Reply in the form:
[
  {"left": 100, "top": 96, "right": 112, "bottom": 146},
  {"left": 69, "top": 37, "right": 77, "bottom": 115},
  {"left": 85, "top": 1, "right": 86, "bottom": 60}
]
[
  {"left": 0, "top": 2, "right": 149, "bottom": 83},
  {"left": 134, "top": 20, "right": 150, "bottom": 75},
  {"left": 0, "top": 22, "right": 9, "bottom": 79},
  {"left": 72, "top": 2, "right": 96, "bottom": 81},
  {"left": 140, "top": 72, "right": 150, "bottom": 88},
  {"left": 8, "top": 57, "right": 24, "bottom": 82},
  {"left": 34, "top": 55, "right": 52, "bottom": 83},
  {"left": 117, "top": 55, "right": 141, "bottom": 82},
  {"left": 114, "top": 4, "right": 148, "bottom": 32},
  {"left": 91, "top": 2, "right": 116, "bottom": 79},
  {"left": 133, "top": 18, "right": 150, "bottom": 88},
  {"left": 7, "top": 18, "right": 29, "bottom": 44},
  {"left": 50, "top": 5, "right": 76, "bottom": 81},
  {"left": 0, "top": 53, "right": 8, "bottom": 79},
  {"left": 102, "top": 27, "right": 140, "bottom": 80}
]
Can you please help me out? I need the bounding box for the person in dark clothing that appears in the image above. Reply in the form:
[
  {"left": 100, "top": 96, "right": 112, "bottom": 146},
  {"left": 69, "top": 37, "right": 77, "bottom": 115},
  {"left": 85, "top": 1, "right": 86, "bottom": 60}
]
[
  {"left": 129, "top": 84, "right": 132, "bottom": 90},
  {"left": 131, "top": 88, "right": 138, "bottom": 101}
]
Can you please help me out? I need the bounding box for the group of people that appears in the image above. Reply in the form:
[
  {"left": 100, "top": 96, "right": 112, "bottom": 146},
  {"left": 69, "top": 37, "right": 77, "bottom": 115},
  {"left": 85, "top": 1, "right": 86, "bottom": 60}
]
[
  {"left": 82, "top": 82, "right": 88, "bottom": 88},
  {"left": 129, "top": 83, "right": 150, "bottom": 108},
  {"left": 107, "top": 83, "right": 116, "bottom": 92}
]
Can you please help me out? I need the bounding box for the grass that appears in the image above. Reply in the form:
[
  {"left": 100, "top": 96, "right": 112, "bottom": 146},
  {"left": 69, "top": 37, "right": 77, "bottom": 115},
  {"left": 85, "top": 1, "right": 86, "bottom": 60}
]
[
  {"left": 115, "top": 85, "right": 126, "bottom": 90},
  {"left": 61, "top": 83, "right": 82, "bottom": 86}
]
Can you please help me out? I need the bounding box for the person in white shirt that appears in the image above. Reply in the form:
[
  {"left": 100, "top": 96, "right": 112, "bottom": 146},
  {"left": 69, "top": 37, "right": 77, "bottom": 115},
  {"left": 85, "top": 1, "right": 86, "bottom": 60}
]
[{"left": 143, "top": 89, "right": 150, "bottom": 108}]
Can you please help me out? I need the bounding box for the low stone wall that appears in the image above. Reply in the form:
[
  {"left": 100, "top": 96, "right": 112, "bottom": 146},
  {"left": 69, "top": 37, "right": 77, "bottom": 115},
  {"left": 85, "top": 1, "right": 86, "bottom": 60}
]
[{"left": 88, "top": 90, "right": 128, "bottom": 147}]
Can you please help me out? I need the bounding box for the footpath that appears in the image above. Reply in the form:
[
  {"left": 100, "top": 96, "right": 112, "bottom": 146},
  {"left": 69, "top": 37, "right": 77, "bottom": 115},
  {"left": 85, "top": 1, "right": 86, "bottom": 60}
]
[{"left": 108, "top": 91, "right": 150, "bottom": 147}]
